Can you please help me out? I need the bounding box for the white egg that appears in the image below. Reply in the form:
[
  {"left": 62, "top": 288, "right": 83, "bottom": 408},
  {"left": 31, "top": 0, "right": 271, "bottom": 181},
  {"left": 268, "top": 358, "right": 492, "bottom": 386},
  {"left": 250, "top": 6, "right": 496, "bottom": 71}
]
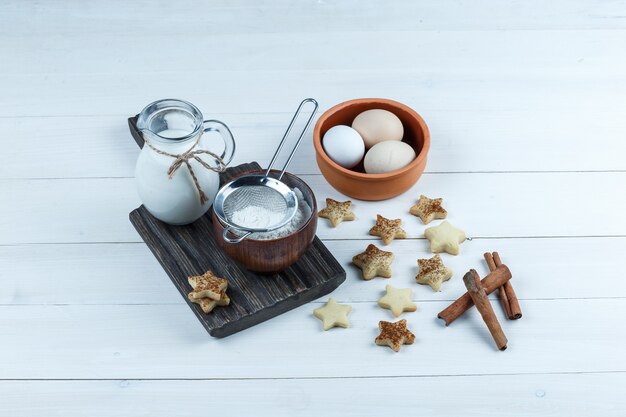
[
  {"left": 364, "top": 141, "right": 416, "bottom": 174},
  {"left": 322, "top": 125, "right": 365, "bottom": 169}
]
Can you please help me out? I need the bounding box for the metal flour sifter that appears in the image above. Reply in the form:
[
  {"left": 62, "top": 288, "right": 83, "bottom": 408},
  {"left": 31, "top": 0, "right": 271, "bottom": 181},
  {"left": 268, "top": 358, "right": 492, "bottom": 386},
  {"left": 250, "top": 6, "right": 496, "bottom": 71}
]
[{"left": 213, "top": 98, "right": 318, "bottom": 243}]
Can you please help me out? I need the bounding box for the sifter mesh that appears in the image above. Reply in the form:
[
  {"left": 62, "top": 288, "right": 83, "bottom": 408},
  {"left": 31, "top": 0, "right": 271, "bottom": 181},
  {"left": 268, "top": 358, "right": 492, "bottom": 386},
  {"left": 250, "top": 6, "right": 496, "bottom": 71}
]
[
  {"left": 222, "top": 185, "right": 290, "bottom": 230},
  {"left": 213, "top": 174, "right": 299, "bottom": 237}
]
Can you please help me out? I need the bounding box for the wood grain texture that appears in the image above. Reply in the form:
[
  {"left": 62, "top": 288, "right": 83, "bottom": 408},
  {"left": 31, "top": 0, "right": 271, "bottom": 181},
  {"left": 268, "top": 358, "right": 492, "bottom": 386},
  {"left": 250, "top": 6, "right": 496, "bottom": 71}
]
[
  {"left": 2, "top": 106, "right": 625, "bottom": 180},
  {"left": 0, "top": 299, "right": 624, "bottom": 379},
  {"left": 128, "top": 115, "right": 143, "bottom": 148},
  {"left": 3, "top": 30, "right": 626, "bottom": 120},
  {"left": 2, "top": 171, "right": 624, "bottom": 245},
  {"left": 3, "top": 69, "right": 625, "bottom": 119},
  {"left": 4, "top": 0, "right": 626, "bottom": 39},
  {"left": 1, "top": 374, "right": 624, "bottom": 417},
  {"left": 2, "top": 237, "right": 625, "bottom": 306},
  {"left": 130, "top": 162, "right": 345, "bottom": 337}
]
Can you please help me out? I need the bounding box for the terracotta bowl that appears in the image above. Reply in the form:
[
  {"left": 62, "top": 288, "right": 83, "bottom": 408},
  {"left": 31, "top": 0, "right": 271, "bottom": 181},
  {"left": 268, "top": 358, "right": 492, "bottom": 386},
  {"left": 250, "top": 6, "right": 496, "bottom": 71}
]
[
  {"left": 211, "top": 170, "right": 318, "bottom": 273},
  {"left": 313, "top": 98, "right": 430, "bottom": 200}
]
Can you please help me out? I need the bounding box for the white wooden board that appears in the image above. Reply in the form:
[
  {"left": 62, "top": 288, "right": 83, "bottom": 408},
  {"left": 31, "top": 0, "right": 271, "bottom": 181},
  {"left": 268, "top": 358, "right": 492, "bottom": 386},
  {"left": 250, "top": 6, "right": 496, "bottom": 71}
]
[
  {"left": 0, "top": 172, "right": 623, "bottom": 245},
  {"left": 2, "top": 71, "right": 625, "bottom": 119},
  {"left": 1, "top": 0, "right": 625, "bottom": 415},
  {"left": 1, "top": 106, "right": 624, "bottom": 180},
  {"left": 3, "top": 0, "right": 626, "bottom": 36},
  {"left": 0, "top": 299, "right": 624, "bottom": 379},
  {"left": 1, "top": 374, "right": 624, "bottom": 417},
  {"left": 2, "top": 237, "right": 625, "bottom": 305}
]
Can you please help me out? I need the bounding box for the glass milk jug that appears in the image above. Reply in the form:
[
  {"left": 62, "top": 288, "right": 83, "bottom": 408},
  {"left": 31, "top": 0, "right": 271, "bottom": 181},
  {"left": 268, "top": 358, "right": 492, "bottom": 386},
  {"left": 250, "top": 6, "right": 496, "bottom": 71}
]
[{"left": 135, "top": 99, "right": 236, "bottom": 225}]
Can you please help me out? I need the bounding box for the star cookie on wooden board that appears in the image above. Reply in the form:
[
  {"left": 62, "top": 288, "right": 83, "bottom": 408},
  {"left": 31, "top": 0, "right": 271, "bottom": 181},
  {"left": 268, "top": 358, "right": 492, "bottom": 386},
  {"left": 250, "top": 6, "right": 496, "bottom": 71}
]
[
  {"left": 352, "top": 244, "right": 394, "bottom": 280},
  {"left": 313, "top": 298, "right": 352, "bottom": 330},
  {"left": 424, "top": 221, "right": 467, "bottom": 255},
  {"left": 188, "top": 271, "right": 228, "bottom": 300},
  {"left": 375, "top": 319, "right": 416, "bottom": 352},
  {"left": 187, "top": 290, "right": 230, "bottom": 314},
  {"left": 378, "top": 285, "right": 417, "bottom": 317},
  {"left": 416, "top": 254, "right": 453, "bottom": 292},
  {"left": 409, "top": 195, "right": 447, "bottom": 224},
  {"left": 318, "top": 198, "right": 356, "bottom": 227},
  {"left": 187, "top": 271, "right": 230, "bottom": 314},
  {"left": 369, "top": 214, "right": 407, "bottom": 245}
]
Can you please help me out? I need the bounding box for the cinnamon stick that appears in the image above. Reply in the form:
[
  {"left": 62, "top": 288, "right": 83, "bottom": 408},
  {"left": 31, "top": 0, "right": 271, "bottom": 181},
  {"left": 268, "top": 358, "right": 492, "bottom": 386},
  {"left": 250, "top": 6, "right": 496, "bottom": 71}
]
[
  {"left": 484, "top": 252, "right": 513, "bottom": 319},
  {"left": 492, "top": 252, "right": 522, "bottom": 319},
  {"left": 437, "top": 264, "right": 512, "bottom": 326},
  {"left": 463, "top": 269, "right": 508, "bottom": 351},
  {"left": 484, "top": 252, "right": 521, "bottom": 320}
]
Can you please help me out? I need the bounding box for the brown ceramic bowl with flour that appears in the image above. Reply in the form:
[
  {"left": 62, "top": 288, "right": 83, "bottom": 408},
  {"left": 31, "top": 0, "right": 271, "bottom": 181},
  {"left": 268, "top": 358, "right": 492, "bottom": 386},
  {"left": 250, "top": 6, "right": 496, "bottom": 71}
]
[{"left": 211, "top": 170, "right": 318, "bottom": 273}]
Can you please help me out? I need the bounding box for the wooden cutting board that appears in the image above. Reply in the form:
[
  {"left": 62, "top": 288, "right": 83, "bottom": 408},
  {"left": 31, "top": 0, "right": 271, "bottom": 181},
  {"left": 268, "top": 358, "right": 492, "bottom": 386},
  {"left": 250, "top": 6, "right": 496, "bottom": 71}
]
[{"left": 128, "top": 116, "right": 346, "bottom": 337}]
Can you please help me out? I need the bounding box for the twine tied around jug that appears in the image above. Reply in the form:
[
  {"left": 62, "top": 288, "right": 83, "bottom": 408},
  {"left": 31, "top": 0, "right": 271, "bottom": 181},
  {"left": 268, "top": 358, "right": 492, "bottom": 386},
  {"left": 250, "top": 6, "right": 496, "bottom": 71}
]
[{"left": 144, "top": 137, "right": 226, "bottom": 205}]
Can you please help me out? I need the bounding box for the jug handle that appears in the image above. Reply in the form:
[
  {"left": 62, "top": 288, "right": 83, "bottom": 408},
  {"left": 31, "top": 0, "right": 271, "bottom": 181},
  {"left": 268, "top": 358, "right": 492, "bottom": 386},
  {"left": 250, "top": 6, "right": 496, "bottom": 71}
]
[{"left": 203, "top": 120, "right": 236, "bottom": 167}]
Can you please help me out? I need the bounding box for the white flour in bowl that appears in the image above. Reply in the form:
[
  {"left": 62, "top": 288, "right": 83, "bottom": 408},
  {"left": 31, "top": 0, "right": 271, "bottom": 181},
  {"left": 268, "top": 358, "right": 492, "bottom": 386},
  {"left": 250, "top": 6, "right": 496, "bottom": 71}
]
[
  {"left": 229, "top": 187, "right": 312, "bottom": 240},
  {"left": 230, "top": 205, "right": 284, "bottom": 229}
]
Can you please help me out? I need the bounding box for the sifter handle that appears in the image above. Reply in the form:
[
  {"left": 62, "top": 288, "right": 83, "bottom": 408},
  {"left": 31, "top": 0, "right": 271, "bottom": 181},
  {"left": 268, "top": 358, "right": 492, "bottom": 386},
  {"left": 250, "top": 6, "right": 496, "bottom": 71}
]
[
  {"left": 265, "top": 98, "right": 318, "bottom": 180},
  {"left": 223, "top": 226, "right": 252, "bottom": 244}
]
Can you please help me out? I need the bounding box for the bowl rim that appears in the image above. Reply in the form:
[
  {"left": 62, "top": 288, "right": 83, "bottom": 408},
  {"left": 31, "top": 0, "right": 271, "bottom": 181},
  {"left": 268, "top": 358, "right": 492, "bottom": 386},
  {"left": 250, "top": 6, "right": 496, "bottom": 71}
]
[
  {"left": 212, "top": 170, "right": 317, "bottom": 243},
  {"left": 313, "top": 98, "right": 431, "bottom": 180}
]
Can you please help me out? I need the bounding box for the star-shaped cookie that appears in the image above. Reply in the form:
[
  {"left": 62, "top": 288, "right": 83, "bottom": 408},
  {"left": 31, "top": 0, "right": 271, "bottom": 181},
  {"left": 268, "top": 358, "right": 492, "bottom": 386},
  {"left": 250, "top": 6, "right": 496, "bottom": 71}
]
[
  {"left": 375, "top": 319, "right": 416, "bottom": 352},
  {"left": 369, "top": 214, "right": 407, "bottom": 245},
  {"left": 409, "top": 195, "right": 447, "bottom": 224},
  {"left": 416, "top": 254, "right": 453, "bottom": 291},
  {"left": 187, "top": 271, "right": 230, "bottom": 314},
  {"left": 318, "top": 198, "right": 356, "bottom": 227},
  {"left": 188, "top": 271, "right": 228, "bottom": 300},
  {"left": 424, "top": 221, "right": 467, "bottom": 255},
  {"left": 187, "top": 290, "right": 230, "bottom": 313},
  {"left": 313, "top": 298, "right": 352, "bottom": 330},
  {"left": 352, "top": 244, "right": 394, "bottom": 280},
  {"left": 378, "top": 285, "right": 417, "bottom": 317}
]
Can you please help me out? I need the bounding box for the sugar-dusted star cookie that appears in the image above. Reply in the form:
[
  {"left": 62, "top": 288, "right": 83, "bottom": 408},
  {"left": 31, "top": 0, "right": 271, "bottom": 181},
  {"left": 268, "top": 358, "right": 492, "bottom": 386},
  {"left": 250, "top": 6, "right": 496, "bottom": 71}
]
[
  {"left": 188, "top": 271, "right": 228, "bottom": 300},
  {"left": 187, "top": 272, "right": 230, "bottom": 314},
  {"left": 375, "top": 319, "right": 415, "bottom": 352},
  {"left": 187, "top": 290, "right": 230, "bottom": 313},
  {"left": 352, "top": 244, "right": 394, "bottom": 280},
  {"left": 369, "top": 214, "right": 407, "bottom": 245},
  {"left": 313, "top": 298, "right": 352, "bottom": 330},
  {"left": 416, "top": 254, "right": 453, "bottom": 292},
  {"left": 378, "top": 285, "right": 417, "bottom": 317},
  {"left": 409, "top": 195, "right": 447, "bottom": 224},
  {"left": 424, "top": 221, "right": 467, "bottom": 255},
  {"left": 318, "top": 198, "right": 356, "bottom": 227}
]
